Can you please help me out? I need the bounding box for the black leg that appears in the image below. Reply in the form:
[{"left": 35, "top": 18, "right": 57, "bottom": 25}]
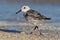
[
  {"left": 30, "top": 26, "right": 43, "bottom": 35},
  {"left": 33, "top": 26, "right": 38, "bottom": 30},
  {"left": 30, "top": 26, "right": 38, "bottom": 34}
]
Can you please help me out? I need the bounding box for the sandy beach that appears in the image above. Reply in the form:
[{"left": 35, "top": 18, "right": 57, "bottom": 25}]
[
  {"left": 0, "top": 22, "right": 59, "bottom": 40},
  {"left": 0, "top": 31, "right": 57, "bottom": 40}
]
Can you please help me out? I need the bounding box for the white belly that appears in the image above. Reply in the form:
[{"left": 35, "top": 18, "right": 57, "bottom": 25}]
[{"left": 26, "top": 17, "right": 45, "bottom": 26}]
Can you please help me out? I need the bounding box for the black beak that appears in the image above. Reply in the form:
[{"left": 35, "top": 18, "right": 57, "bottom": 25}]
[{"left": 16, "top": 9, "right": 21, "bottom": 14}]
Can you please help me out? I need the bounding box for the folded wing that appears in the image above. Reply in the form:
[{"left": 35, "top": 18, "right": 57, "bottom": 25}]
[{"left": 25, "top": 10, "right": 51, "bottom": 20}]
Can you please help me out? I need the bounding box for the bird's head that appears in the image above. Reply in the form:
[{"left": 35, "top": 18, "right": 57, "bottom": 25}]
[{"left": 16, "top": 5, "right": 30, "bottom": 14}]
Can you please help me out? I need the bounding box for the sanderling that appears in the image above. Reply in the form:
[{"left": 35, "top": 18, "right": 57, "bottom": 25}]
[{"left": 16, "top": 5, "right": 51, "bottom": 34}]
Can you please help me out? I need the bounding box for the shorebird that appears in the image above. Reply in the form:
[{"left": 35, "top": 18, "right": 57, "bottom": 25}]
[{"left": 16, "top": 5, "right": 51, "bottom": 34}]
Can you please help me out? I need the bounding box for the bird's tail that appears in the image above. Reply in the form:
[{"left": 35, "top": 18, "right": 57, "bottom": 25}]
[{"left": 45, "top": 18, "right": 51, "bottom": 20}]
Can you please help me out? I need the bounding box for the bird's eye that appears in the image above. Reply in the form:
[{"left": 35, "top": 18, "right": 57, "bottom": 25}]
[{"left": 24, "top": 7, "right": 26, "bottom": 9}]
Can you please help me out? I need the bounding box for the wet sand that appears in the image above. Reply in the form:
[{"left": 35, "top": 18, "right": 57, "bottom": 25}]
[
  {"left": 0, "top": 22, "right": 60, "bottom": 40},
  {"left": 0, "top": 31, "right": 57, "bottom": 40}
]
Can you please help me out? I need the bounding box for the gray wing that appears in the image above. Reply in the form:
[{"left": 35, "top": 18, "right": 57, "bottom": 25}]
[{"left": 25, "top": 10, "right": 51, "bottom": 20}]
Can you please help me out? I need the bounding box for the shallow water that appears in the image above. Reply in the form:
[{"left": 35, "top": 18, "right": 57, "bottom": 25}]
[{"left": 0, "top": 1, "right": 60, "bottom": 23}]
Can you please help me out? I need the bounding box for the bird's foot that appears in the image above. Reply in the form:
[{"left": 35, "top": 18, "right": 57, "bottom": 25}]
[
  {"left": 30, "top": 26, "right": 43, "bottom": 36},
  {"left": 30, "top": 31, "right": 43, "bottom": 36}
]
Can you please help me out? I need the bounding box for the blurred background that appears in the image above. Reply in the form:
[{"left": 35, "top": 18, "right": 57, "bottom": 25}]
[
  {"left": 0, "top": 0, "right": 60, "bottom": 23},
  {"left": 0, "top": 0, "right": 60, "bottom": 37}
]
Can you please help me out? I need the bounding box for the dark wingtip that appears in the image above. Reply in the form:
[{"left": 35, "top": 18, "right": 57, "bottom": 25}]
[
  {"left": 45, "top": 18, "right": 51, "bottom": 20},
  {"left": 16, "top": 12, "right": 18, "bottom": 14}
]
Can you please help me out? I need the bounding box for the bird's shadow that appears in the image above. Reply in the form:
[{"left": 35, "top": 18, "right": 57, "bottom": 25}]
[{"left": 0, "top": 29, "right": 21, "bottom": 33}]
